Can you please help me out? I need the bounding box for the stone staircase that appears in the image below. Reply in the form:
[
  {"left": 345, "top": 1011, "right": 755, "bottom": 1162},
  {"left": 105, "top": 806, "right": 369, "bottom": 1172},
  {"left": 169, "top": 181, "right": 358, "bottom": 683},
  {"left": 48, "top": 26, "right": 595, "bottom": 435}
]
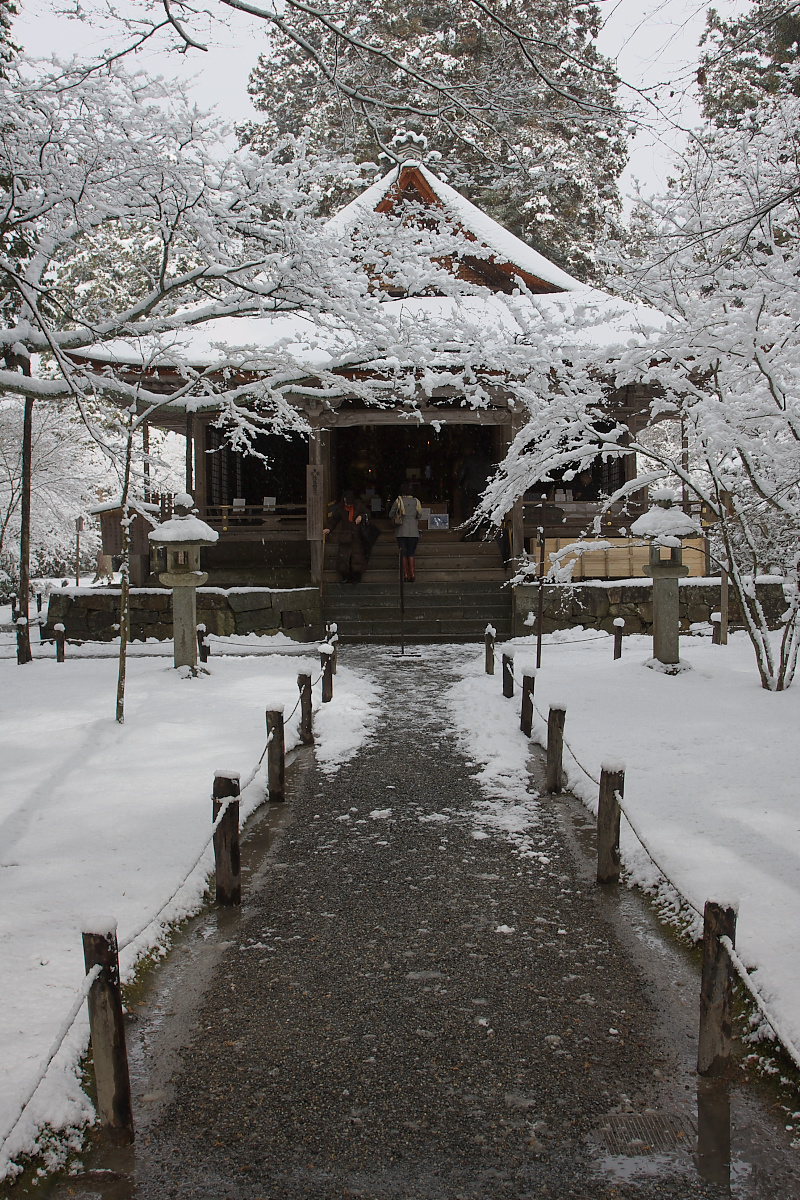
[{"left": 322, "top": 525, "right": 513, "bottom": 642}]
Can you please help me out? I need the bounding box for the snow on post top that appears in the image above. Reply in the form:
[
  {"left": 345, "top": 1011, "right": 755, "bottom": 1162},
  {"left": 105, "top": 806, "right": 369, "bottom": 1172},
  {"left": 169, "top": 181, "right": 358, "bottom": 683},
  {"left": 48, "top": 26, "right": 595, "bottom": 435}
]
[
  {"left": 149, "top": 494, "right": 218, "bottom": 545},
  {"left": 630, "top": 490, "right": 702, "bottom": 541}
]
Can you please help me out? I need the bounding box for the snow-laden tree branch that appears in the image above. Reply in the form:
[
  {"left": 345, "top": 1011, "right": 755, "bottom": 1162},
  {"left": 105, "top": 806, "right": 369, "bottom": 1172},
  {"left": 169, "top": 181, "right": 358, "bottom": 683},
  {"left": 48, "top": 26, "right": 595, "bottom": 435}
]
[{"left": 475, "top": 86, "right": 800, "bottom": 691}]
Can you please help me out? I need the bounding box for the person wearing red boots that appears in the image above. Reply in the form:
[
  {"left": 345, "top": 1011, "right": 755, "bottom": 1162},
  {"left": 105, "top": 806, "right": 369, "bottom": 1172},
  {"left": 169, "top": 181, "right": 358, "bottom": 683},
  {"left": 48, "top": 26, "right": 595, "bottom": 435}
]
[{"left": 390, "top": 490, "right": 423, "bottom": 582}]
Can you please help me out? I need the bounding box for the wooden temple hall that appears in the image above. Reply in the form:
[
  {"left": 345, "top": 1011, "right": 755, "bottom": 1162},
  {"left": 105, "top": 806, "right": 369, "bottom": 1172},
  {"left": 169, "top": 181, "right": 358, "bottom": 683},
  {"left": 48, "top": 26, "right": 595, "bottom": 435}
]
[{"left": 86, "top": 162, "right": 706, "bottom": 640}]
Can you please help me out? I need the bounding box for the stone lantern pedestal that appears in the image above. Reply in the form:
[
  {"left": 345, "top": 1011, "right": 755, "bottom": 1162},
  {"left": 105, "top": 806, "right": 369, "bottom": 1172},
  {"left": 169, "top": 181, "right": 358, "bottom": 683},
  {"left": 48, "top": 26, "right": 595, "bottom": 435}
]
[
  {"left": 631, "top": 489, "right": 703, "bottom": 674},
  {"left": 148, "top": 493, "right": 218, "bottom": 672},
  {"left": 643, "top": 544, "right": 690, "bottom": 670}
]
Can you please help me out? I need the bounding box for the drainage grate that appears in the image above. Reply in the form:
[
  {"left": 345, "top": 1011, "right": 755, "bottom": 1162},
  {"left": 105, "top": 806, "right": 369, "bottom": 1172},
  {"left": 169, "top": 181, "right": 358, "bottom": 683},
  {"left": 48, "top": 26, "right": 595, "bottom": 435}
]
[{"left": 593, "top": 1111, "right": 695, "bottom": 1156}]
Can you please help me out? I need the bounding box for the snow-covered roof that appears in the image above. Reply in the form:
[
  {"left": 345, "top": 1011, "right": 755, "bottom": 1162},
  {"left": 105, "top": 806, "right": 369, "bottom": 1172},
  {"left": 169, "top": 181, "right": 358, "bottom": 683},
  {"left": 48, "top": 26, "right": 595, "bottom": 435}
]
[
  {"left": 85, "top": 292, "right": 665, "bottom": 380},
  {"left": 325, "top": 161, "right": 584, "bottom": 293}
]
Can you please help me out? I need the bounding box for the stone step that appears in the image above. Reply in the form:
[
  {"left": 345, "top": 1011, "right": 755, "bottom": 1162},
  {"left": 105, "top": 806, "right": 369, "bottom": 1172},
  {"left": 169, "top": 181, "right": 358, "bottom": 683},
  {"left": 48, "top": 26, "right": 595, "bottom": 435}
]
[
  {"left": 333, "top": 623, "right": 512, "bottom": 643},
  {"left": 324, "top": 569, "right": 508, "bottom": 584}
]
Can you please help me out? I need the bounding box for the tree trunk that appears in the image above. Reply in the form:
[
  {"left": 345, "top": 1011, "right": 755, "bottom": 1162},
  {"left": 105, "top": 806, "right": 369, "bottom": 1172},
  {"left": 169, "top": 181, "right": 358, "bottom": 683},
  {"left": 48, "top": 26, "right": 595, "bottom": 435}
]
[
  {"left": 115, "top": 422, "right": 134, "bottom": 723},
  {"left": 17, "top": 384, "right": 33, "bottom": 665}
]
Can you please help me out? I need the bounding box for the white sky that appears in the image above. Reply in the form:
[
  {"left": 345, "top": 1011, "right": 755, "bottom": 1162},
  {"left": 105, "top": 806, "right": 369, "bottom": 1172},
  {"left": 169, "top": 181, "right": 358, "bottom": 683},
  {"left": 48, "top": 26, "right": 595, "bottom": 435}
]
[{"left": 13, "top": 0, "right": 748, "bottom": 204}]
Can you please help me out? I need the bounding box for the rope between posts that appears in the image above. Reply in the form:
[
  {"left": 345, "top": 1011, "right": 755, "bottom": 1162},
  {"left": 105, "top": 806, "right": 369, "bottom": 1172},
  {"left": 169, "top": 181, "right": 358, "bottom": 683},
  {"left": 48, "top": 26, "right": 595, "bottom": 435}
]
[
  {"left": 720, "top": 936, "right": 800, "bottom": 1073},
  {"left": 118, "top": 798, "right": 233, "bottom": 953},
  {"left": 239, "top": 730, "right": 274, "bottom": 795},
  {"left": 529, "top": 696, "right": 704, "bottom": 918},
  {"left": 493, "top": 646, "right": 800, "bottom": 1073},
  {"left": 0, "top": 965, "right": 102, "bottom": 1162}
]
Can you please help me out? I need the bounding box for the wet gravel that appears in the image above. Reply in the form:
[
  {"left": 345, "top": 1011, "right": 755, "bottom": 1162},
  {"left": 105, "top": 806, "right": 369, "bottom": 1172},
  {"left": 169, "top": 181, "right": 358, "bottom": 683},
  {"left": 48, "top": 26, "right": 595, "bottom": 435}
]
[{"left": 54, "top": 646, "right": 797, "bottom": 1199}]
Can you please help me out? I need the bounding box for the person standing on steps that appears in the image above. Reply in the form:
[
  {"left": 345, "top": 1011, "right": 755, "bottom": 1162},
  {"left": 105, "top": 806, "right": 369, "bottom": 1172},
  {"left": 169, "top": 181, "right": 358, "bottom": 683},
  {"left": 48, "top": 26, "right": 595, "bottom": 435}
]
[
  {"left": 390, "top": 488, "right": 423, "bottom": 582},
  {"left": 324, "top": 490, "right": 369, "bottom": 583}
]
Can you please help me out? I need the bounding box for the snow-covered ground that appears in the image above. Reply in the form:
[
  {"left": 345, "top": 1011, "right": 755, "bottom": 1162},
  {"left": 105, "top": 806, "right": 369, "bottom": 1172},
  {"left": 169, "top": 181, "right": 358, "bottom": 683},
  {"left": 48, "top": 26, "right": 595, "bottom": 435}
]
[
  {"left": 0, "top": 650, "right": 379, "bottom": 1182},
  {"left": 445, "top": 629, "right": 800, "bottom": 1083}
]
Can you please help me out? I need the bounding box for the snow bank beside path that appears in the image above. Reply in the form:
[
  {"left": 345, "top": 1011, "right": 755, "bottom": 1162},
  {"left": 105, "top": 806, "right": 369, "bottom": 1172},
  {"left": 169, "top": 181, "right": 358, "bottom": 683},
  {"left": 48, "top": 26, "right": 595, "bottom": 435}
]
[
  {"left": 451, "top": 631, "right": 800, "bottom": 1069},
  {"left": 0, "top": 653, "right": 378, "bottom": 1182},
  {"left": 444, "top": 650, "right": 540, "bottom": 855}
]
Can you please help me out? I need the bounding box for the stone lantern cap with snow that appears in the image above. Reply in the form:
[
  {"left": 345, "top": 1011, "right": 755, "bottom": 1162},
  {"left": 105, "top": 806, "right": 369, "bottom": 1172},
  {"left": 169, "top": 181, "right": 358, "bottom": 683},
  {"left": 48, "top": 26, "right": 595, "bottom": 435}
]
[
  {"left": 149, "top": 492, "right": 218, "bottom": 588},
  {"left": 631, "top": 488, "right": 702, "bottom": 578}
]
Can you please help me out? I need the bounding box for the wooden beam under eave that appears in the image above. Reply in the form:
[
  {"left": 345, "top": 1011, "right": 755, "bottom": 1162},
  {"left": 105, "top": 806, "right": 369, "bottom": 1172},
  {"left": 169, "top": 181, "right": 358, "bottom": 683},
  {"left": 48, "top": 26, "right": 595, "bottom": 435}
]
[{"left": 312, "top": 407, "right": 515, "bottom": 428}]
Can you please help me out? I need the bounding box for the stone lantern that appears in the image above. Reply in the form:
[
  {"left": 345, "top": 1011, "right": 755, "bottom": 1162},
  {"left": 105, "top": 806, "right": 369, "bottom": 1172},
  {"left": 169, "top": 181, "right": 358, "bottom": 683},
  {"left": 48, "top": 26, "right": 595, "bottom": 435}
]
[
  {"left": 148, "top": 493, "right": 218, "bottom": 671},
  {"left": 631, "top": 488, "right": 702, "bottom": 673}
]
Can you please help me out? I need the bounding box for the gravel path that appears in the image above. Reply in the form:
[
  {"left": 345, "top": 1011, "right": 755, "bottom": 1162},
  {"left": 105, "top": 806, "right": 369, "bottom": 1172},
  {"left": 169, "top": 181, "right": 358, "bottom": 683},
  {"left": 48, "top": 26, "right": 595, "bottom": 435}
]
[{"left": 54, "top": 646, "right": 796, "bottom": 1199}]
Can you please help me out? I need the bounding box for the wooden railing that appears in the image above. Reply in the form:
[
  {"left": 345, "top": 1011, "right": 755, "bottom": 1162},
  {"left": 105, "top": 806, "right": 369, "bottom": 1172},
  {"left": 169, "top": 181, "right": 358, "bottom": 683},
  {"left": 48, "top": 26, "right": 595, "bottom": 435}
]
[{"left": 203, "top": 503, "right": 307, "bottom": 537}]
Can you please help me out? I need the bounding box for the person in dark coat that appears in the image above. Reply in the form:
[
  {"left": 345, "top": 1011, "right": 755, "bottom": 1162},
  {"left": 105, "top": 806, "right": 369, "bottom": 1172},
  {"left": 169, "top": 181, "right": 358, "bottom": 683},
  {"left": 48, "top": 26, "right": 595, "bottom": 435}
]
[{"left": 324, "top": 492, "right": 369, "bottom": 582}]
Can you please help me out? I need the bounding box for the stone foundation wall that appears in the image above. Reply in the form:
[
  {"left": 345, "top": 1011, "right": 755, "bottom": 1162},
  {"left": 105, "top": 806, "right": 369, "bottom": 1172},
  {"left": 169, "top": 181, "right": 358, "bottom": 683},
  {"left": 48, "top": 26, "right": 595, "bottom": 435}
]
[
  {"left": 512, "top": 578, "right": 787, "bottom": 637},
  {"left": 45, "top": 587, "right": 322, "bottom": 643}
]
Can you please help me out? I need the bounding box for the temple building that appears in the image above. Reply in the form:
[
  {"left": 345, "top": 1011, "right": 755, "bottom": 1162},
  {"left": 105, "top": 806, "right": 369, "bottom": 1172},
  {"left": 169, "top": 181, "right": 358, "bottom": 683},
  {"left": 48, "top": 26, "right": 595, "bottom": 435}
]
[{"left": 78, "top": 160, "right": 707, "bottom": 641}]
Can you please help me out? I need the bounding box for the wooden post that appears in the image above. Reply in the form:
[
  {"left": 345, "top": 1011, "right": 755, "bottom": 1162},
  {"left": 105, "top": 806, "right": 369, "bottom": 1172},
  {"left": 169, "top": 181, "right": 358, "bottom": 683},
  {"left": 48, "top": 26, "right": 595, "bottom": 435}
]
[
  {"left": 54, "top": 622, "right": 66, "bottom": 663},
  {"left": 212, "top": 772, "right": 241, "bottom": 906},
  {"left": 545, "top": 705, "right": 566, "bottom": 794},
  {"left": 719, "top": 569, "right": 729, "bottom": 645},
  {"left": 82, "top": 924, "right": 134, "bottom": 1143},
  {"left": 536, "top": 529, "right": 546, "bottom": 669},
  {"left": 613, "top": 617, "right": 624, "bottom": 660},
  {"left": 520, "top": 672, "right": 535, "bottom": 737},
  {"left": 596, "top": 765, "right": 624, "bottom": 884},
  {"left": 266, "top": 708, "right": 286, "bottom": 803},
  {"left": 484, "top": 626, "right": 495, "bottom": 675},
  {"left": 325, "top": 623, "right": 339, "bottom": 673},
  {"left": 196, "top": 624, "right": 209, "bottom": 663},
  {"left": 10, "top": 593, "right": 17, "bottom": 622},
  {"left": 35, "top": 592, "right": 42, "bottom": 613},
  {"left": 502, "top": 653, "right": 514, "bottom": 698},
  {"left": 711, "top": 612, "right": 721, "bottom": 644},
  {"left": 321, "top": 647, "right": 334, "bottom": 703},
  {"left": 697, "top": 900, "right": 737, "bottom": 1076},
  {"left": 15, "top": 617, "right": 28, "bottom": 660},
  {"left": 297, "top": 673, "right": 313, "bottom": 746}
]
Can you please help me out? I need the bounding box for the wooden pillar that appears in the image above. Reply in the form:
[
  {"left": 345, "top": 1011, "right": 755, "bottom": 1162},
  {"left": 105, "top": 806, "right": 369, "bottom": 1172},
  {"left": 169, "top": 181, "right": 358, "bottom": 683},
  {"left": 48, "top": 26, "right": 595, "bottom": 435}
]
[
  {"left": 212, "top": 772, "right": 241, "bottom": 905},
  {"left": 596, "top": 766, "right": 624, "bottom": 884},
  {"left": 82, "top": 925, "right": 134, "bottom": 1142},
  {"left": 298, "top": 673, "right": 313, "bottom": 745},
  {"left": 193, "top": 419, "right": 208, "bottom": 514},
  {"left": 185, "top": 413, "right": 194, "bottom": 495},
  {"left": 266, "top": 708, "right": 286, "bottom": 803},
  {"left": 546, "top": 705, "right": 566, "bottom": 794},
  {"left": 520, "top": 673, "right": 535, "bottom": 737},
  {"left": 698, "top": 900, "right": 737, "bottom": 1076},
  {"left": 307, "top": 428, "right": 325, "bottom": 586}
]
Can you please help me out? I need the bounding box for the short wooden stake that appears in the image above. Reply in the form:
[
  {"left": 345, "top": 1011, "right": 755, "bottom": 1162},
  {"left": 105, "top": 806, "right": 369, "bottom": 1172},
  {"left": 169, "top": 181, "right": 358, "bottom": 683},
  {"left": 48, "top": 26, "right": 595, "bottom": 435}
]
[
  {"left": 266, "top": 708, "right": 286, "bottom": 803},
  {"left": 613, "top": 618, "right": 624, "bottom": 660},
  {"left": 54, "top": 623, "right": 66, "bottom": 663},
  {"left": 485, "top": 627, "right": 495, "bottom": 675},
  {"left": 82, "top": 925, "right": 134, "bottom": 1143},
  {"left": 35, "top": 592, "right": 42, "bottom": 613},
  {"left": 326, "top": 624, "right": 339, "bottom": 674},
  {"left": 698, "top": 900, "right": 737, "bottom": 1076},
  {"left": 212, "top": 772, "right": 241, "bottom": 906},
  {"left": 502, "top": 653, "right": 514, "bottom": 698},
  {"left": 196, "top": 624, "right": 209, "bottom": 663},
  {"left": 10, "top": 593, "right": 17, "bottom": 621},
  {"left": 711, "top": 613, "right": 721, "bottom": 645},
  {"left": 520, "top": 673, "right": 535, "bottom": 737},
  {"left": 545, "top": 705, "right": 566, "bottom": 794},
  {"left": 596, "top": 766, "right": 624, "bottom": 884},
  {"left": 321, "top": 648, "right": 334, "bottom": 703},
  {"left": 297, "top": 673, "right": 313, "bottom": 745}
]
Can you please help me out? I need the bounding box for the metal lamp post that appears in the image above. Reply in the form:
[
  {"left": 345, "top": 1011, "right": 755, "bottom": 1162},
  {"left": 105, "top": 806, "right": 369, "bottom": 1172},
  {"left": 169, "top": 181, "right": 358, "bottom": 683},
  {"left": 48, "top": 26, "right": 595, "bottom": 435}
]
[{"left": 148, "top": 493, "right": 218, "bottom": 671}]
